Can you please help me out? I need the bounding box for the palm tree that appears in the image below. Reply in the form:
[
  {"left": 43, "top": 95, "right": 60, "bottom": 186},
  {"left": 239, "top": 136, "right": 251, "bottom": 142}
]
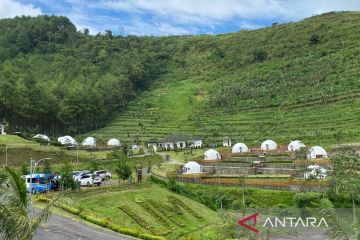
[{"left": 0, "top": 167, "right": 59, "bottom": 240}]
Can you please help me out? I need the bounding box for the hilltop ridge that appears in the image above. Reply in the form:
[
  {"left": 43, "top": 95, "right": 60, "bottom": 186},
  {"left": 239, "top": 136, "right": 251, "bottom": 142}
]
[{"left": 0, "top": 12, "right": 359, "bottom": 145}]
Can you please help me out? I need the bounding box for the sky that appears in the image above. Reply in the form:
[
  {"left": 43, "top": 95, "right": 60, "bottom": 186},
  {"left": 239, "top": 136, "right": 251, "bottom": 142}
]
[{"left": 1, "top": 0, "right": 360, "bottom": 36}]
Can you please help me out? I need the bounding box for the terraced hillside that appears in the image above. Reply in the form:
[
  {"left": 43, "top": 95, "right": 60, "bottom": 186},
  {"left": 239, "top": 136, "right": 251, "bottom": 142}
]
[{"left": 91, "top": 12, "right": 360, "bottom": 147}]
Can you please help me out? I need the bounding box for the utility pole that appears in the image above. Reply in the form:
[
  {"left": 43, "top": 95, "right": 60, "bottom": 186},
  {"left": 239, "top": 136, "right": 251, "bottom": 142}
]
[
  {"left": 5, "top": 145, "right": 7, "bottom": 166},
  {"left": 29, "top": 157, "right": 51, "bottom": 219},
  {"left": 77, "top": 144, "right": 79, "bottom": 163}
]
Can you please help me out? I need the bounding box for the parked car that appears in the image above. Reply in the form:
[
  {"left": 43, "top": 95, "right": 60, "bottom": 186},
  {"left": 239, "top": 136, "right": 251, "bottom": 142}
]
[
  {"left": 78, "top": 174, "right": 102, "bottom": 186},
  {"left": 94, "top": 170, "right": 112, "bottom": 181},
  {"left": 73, "top": 170, "right": 91, "bottom": 181}
]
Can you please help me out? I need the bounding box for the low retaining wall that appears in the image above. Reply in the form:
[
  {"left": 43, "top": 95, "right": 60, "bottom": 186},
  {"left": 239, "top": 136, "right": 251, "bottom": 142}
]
[{"left": 202, "top": 165, "right": 296, "bottom": 175}]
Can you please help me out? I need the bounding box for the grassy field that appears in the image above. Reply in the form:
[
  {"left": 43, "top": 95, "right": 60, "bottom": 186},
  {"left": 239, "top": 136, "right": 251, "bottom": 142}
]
[
  {"left": 64, "top": 184, "right": 220, "bottom": 239},
  {"left": 88, "top": 12, "right": 360, "bottom": 148},
  {"left": 0, "top": 135, "right": 163, "bottom": 169}
]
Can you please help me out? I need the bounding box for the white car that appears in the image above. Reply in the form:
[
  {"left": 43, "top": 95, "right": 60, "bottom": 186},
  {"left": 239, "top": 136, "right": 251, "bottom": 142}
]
[
  {"left": 78, "top": 174, "right": 102, "bottom": 186},
  {"left": 94, "top": 170, "right": 112, "bottom": 181},
  {"left": 73, "top": 170, "right": 90, "bottom": 181}
]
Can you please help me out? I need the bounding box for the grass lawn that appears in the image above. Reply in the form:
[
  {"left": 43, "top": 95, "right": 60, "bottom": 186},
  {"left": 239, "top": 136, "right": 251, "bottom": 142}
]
[
  {"left": 0, "top": 135, "right": 115, "bottom": 166},
  {"left": 165, "top": 149, "right": 204, "bottom": 163},
  {"left": 152, "top": 163, "right": 182, "bottom": 177},
  {"left": 65, "top": 184, "right": 220, "bottom": 239}
]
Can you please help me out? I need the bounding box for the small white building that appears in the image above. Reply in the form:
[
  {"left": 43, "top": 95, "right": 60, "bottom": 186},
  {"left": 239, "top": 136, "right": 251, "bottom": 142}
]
[
  {"left": 160, "top": 134, "right": 203, "bottom": 150},
  {"left": 183, "top": 161, "right": 202, "bottom": 174},
  {"left": 308, "top": 146, "right": 328, "bottom": 159},
  {"left": 147, "top": 139, "right": 158, "bottom": 149},
  {"left": 58, "top": 135, "right": 77, "bottom": 145},
  {"left": 107, "top": 138, "right": 121, "bottom": 147},
  {"left": 189, "top": 137, "right": 203, "bottom": 148},
  {"left": 82, "top": 137, "right": 96, "bottom": 147},
  {"left": 288, "top": 140, "right": 305, "bottom": 152},
  {"left": 204, "top": 149, "right": 221, "bottom": 160},
  {"left": 33, "top": 134, "right": 50, "bottom": 142},
  {"left": 260, "top": 139, "right": 278, "bottom": 151},
  {"left": 223, "top": 137, "right": 232, "bottom": 147},
  {"left": 232, "top": 143, "right": 249, "bottom": 153}
]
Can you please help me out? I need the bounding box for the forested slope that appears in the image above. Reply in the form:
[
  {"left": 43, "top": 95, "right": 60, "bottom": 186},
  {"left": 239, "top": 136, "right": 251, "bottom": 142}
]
[{"left": 1, "top": 12, "right": 360, "bottom": 145}]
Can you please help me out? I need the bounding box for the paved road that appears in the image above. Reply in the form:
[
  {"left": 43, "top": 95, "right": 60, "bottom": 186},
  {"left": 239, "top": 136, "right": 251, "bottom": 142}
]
[{"left": 35, "top": 213, "right": 136, "bottom": 240}]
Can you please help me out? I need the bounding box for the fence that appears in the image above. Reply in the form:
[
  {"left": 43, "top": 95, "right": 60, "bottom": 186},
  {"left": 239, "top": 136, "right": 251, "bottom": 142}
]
[{"left": 151, "top": 171, "right": 330, "bottom": 192}]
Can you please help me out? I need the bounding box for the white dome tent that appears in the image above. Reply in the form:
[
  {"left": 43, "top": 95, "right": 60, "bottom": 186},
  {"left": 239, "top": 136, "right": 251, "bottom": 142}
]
[
  {"left": 183, "top": 161, "right": 202, "bottom": 174},
  {"left": 261, "top": 140, "right": 277, "bottom": 151},
  {"left": 232, "top": 143, "right": 249, "bottom": 153},
  {"left": 82, "top": 137, "right": 96, "bottom": 147},
  {"left": 204, "top": 149, "right": 221, "bottom": 160},
  {"left": 308, "top": 146, "right": 328, "bottom": 159},
  {"left": 107, "top": 138, "right": 121, "bottom": 147},
  {"left": 33, "top": 134, "right": 50, "bottom": 142},
  {"left": 288, "top": 140, "right": 305, "bottom": 152},
  {"left": 57, "top": 135, "right": 77, "bottom": 145}
]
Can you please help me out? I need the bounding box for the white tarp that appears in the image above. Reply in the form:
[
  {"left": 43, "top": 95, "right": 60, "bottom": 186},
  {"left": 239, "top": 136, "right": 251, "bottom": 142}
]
[{"left": 305, "top": 164, "right": 327, "bottom": 179}]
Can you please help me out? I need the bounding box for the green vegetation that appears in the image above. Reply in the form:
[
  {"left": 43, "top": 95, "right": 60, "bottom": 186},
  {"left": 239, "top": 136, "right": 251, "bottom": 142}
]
[
  {"left": 0, "top": 12, "right": 359, "bottom": 146},
  {"left": 0, "top": 135, "right": 163, "bottom": 168},
  {"left": 151, "top": 176, "right": 295, "bottom": 210},
  {"left": 90, "top": 11, "right": 360, "bottom": 146},
  {"left": 0, "top": 167, "right": 58, "bottom": 240},
  {"left": 61, "top": 184, "right": 219, "bottom": 239}
]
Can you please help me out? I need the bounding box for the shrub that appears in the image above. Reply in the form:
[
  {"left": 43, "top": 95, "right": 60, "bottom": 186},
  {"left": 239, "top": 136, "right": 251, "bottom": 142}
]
[
  {"left": 252, "top": 49, "right": 267, "bottom": 62},
  {"left": 168, "top": 196, "right": 202, "bottom": 219},
  {"left": 35, "top": 195, "right": 50, "bottom": 202},
  {"left": 138, "top": 202, "right": 172, "bottom": 229},
  {"left": 58, "top": 203, "right": 81, "bottom": 215},
  {"left": 138, "top": 233, "right": 166, "bottom": 240},
  {"left": 118, "top": 205, "right": 156, "bottom": 233},
  {"left": 293, "top": 192, "right": 322, "bottom": 208},
  {"left": 310, "top": 34, "right": 320, "bottom": 45}
]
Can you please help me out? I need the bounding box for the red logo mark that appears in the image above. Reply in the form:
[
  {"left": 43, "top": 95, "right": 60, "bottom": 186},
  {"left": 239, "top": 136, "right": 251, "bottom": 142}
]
[{"left": 238, "top": 213, "right": 259, "bottom": 234}]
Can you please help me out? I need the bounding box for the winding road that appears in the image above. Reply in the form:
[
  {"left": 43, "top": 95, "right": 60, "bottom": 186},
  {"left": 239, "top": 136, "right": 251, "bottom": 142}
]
[{"left": 35, "top": 213, "right": 136, "bottom": 240}]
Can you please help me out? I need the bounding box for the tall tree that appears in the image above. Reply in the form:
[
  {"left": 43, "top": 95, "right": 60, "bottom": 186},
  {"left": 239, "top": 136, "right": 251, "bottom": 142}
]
[
  {"left": 115, "top": 157, "right": 132, "bottom": 184},
  {"left": 59, "top": 161, "right": 78, "bottom": 190},
  {"left": 332, "top": 146, "right": 360, "bottom": 221}
]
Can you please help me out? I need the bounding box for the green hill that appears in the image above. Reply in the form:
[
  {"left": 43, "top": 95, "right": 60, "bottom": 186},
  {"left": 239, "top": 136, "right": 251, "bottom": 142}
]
[
  {"left": 91, "top": 11, "right": 360, "bottom": 146},
  {"left": 1, "top": 12, "right": 360, "bottom": 146}
]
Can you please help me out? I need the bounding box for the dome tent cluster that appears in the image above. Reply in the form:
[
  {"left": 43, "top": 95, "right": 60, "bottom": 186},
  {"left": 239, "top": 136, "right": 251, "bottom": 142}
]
[
  {"left": 223, "top": 139, "right": 328, "bottom": 160},
  {"left": 56, "top": 136, "right": 122, "bottom": 148}
]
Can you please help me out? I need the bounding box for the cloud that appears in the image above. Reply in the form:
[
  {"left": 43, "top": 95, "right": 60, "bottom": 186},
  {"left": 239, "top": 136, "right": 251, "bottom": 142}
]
[
  {"left": 2, "top": 0, "right": 360, "bottom": 35},
  {"left": 123, "top": 20, "right": 196, "bottom": 36},
  {"left": 99, "top": 0, "right": 360, "bottom": 24},
  {"left": 0, "top": 0, "right": 41, "bottom": 18}
]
